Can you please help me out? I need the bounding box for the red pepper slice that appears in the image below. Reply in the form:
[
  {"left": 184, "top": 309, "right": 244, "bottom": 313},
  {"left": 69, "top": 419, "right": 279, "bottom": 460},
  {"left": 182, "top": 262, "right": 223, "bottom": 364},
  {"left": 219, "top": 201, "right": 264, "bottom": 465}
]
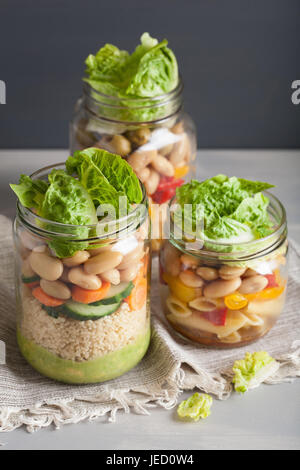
[
  {"left": 152, "top": 177, "right": 184, "bottom": 204},
  {"left": 265, "top": 273, "right": 278, "bottom": 288},
  {"left": 157, "top": 176, "right": 184, "bottom": 191},
  {"left": 201, "top": 307, "right": 228, "bottom": 326}
]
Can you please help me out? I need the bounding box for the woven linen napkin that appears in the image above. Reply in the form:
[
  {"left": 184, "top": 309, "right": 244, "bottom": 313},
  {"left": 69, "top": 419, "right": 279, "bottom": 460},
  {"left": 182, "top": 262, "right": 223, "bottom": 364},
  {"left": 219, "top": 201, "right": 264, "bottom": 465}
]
[{"left": 0, "top": 214, "right": 299, "bottom": 433}]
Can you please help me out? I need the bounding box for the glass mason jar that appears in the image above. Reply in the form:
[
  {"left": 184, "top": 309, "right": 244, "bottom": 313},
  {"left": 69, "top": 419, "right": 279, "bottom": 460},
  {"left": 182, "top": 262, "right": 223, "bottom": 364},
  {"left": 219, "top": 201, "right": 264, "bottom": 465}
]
[
  {"left": 160, "top": 193, "right": 288, "bottom": 348},
  {"left": 70, "top": 81, "right": 197, "bottom": 251},
  {"left": 13, "top": 164, "right": 151, "bottom": 384}
]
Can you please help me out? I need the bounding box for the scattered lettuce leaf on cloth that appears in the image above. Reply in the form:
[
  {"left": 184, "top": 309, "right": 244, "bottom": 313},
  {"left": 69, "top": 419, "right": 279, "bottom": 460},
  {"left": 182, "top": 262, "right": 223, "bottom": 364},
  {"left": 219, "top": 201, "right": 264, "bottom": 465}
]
[
  {"left": 177, "top": 393, "right": 213, "bottom": 421},
  {"left": 232, "top": 351, "right": 280, "bottom": 393}
]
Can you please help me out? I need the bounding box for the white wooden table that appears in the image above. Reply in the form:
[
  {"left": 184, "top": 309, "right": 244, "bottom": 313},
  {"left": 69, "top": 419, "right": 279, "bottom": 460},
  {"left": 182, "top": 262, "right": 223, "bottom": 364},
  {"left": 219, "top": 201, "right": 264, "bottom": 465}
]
[{"left": 1, "top": 149, "right": 300, "bottom": 450}]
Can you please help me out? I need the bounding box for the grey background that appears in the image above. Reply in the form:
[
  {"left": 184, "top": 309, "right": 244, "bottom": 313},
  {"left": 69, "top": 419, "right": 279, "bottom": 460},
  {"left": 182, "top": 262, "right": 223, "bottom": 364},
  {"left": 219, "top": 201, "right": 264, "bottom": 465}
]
[{"left": 0, "top": 0, "right": 300, "bottom": 149}]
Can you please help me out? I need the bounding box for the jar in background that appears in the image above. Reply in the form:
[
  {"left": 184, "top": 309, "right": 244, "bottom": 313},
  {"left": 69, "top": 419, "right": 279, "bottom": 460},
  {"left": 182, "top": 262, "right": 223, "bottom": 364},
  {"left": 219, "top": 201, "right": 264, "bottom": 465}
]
[
  {"left": 160, "top": 193, "right": 288, "bottom": 348},
  {"left": 13, "top": 164, "right": 151, "bottom": 384},
  {"left": 70, "top": 81, "right": 197, "bottom": 251}
]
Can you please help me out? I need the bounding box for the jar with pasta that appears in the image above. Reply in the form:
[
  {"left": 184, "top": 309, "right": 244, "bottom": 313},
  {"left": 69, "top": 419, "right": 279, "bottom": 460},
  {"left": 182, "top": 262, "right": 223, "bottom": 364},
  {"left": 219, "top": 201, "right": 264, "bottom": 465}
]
[
  {"left": 11, "top": 150, "right": 150, "bottom": 383},
  {"left": 70, "top": 33, "right": 197, "bottom": 251},
  {"left": 160, "top": 175, "right": 288, "bottom": 348}
]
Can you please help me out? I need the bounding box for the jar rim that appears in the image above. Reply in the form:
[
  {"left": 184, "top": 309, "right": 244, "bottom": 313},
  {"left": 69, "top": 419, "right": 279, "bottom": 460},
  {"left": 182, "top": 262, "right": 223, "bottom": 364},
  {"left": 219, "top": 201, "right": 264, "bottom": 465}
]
[
  {"left": 83, "top": 77, "right": 184, "bottom": 105},
  {"left": 16, "top": 162, "right": 148, "bottom": 240},
  {"left": 169, "top": 191, "right": 287, "bottom": 260},
  {"left": 81, "top": 78, "right": 184, "bottom": 124}
]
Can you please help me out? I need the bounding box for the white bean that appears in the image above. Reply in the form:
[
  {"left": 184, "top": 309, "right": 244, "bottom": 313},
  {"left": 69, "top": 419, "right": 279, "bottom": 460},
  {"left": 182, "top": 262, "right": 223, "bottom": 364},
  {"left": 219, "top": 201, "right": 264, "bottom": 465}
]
[
  {"left": 84, "top": 251, "right": 123, "bottom": 275},
  {"left": 127, "top": 150, "right": 156, "bottom": 173},
  {"left": 239, "top": 275, "right": 268, "bottom": 295},
  {"left": 101, "top": 269, "right": 120, "bottom": 286},
  {"left": 169, "top": 133, "right": 188, "bottom": 166},
  {"left": 63, "top": 250, "right": 90, "bottom": 267},
  {"left": 179, "top": 271, "right": 204, "bottom": 288},
  {"left": 120, "top": 265, "right": 140, "bottom": 283},
  {"left": 204, "top": 277, "right": 241, "bottom": 298},
  {"left": 144, "top": 169, "right": 160, "bottom": 195},
  {"left": 137, "top": 167, "right": 151, "bottom": 183},
  {"left": 118, "top": 244, "right": 144, "bottom": 270},
  {"left": 151, "top": 154, "right": 174, "bottom": 177},
  {"left": 68, "top": 267, "right": 102, "bottom": 290},
  {"left": 29, "top": 251, "right": 63, "bottom": 281},
  {"left": 219, "top": 265, "right": 246, "bottom": 280},
  {"left": 40, "top": 279, "right": 71, "bottom": 300},
  {"left": 180, "top": 254, "right": 199, "bottom": 269},
  {"left": 196, "top": 267, "right": 219, "bottom": 281},
  {"left": 110, "top": 135, "right": 131, "bottom": 156}
]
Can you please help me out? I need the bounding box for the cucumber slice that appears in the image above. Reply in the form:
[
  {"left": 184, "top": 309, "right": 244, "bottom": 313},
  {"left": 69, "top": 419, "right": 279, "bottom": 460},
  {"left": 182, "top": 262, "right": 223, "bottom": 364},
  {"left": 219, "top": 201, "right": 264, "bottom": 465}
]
[
  {"left": 92, "top": 282, "right": 134, "bottom": 306},
  {"left": 60, "top": 300, "right": 121, "bottom": 321},
  {"left": 22, "top": 274, "right": 40, "bottom": 284}
]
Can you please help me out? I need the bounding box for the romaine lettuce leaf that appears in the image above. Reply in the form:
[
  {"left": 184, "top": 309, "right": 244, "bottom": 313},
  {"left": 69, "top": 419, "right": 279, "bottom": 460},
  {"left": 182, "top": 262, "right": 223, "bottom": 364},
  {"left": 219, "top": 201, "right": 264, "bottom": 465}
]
[
  {"left": 233, "top": 351, "right": 280, "bottom": 393},
  {"left": 10, "top": 175, "right": 48, "bottom": 210},
  {"left": 41, "top": 170, "right": 98, "bottom": 257},
  {"left": 175, "top": 175, "right": 274, "bottom": 248},
  {"left": 83, "top": 33, "right": 179, "bottom": 122},
  {"left": 66, "top": 148, "right": 143, "bottom": 209},
  {"left": 84, "top": 43, "right": 129, "bottom": 93},
  {"left": 10, "top": 170, "right": 98, "bottom": 257},
  {"left": 177, "top": 393, "right": 213, "bottom": 421},
  {"left": 125, "top": 36, "right": 178, "bottom": 97},
  {"left": 66, "top": 150, "right": 122, "bottom": 212},
  {"left": 41, "top": 170, "right": 97, "bottom": 226}
]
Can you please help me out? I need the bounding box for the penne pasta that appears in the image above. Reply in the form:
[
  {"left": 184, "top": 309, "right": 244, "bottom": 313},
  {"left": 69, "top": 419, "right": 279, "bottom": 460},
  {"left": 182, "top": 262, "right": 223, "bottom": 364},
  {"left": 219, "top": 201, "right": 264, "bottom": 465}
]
[{"left": 166, "top": 295, "right": 192, "bottom": 318}]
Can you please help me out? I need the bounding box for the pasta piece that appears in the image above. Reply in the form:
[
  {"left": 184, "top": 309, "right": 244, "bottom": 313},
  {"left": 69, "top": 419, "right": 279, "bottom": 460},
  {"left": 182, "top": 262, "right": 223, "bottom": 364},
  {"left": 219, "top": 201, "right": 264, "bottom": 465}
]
[
  {"left": 166, "top": 295, "right": 192, "bottom": 318},
  {"left": 219, "top": 331, "right": 241, "bottom": 343},
  {"left": 246, "top": 295, "right": 285, "bottom": 317},
  {"left": 242, "top": 313, "right": 265, "bottom": 326},
  {"left": 189, "top": 297, "right": 218, "bottom": 312},
  {"left": 167, "top": 309, "right": 248, "bottom": 339}
]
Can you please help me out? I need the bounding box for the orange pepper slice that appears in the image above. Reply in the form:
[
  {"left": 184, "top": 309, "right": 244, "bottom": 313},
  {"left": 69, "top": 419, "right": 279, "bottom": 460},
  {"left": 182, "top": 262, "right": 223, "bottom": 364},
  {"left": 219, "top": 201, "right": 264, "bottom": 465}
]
[
  {"left": 245, "top": 286, "right": 285, "bottom": 302},
  {"left": 174, "top": 165, "right": 190, "bottom": 179},
  {"left": 224, "top": 292, "right": 248, "bottom": 310}
]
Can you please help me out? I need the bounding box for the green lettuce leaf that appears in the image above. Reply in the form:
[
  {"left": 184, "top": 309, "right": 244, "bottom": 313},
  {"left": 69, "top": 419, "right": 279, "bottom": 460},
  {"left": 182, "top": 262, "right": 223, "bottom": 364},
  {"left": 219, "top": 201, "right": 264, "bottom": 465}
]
[
  {"left": 125, "top": 34, "right": 178, "bottom": 97},
  {"left": 10, "top": 170, "right": 98, "bottom": 258},
  {"left": 175, "top": 175, "right": 274, "bottom": 248},
  {"left": 66, "top": 148, "right": 143, "bottom": 210},
  {"left": 41, "top": 170, "right": 97, "bottom": 257},
  {"left": 233, "top": 352, "right": 280, "bottom": 393},
  {"left": 83, "top": 33, "right": 179, "bottom": 122},
  {"left": 177, "top": 393, "right": 213, "bottom": 421},
  {"left": 10, "top": 175, "right": 48, "bottom": 210}
]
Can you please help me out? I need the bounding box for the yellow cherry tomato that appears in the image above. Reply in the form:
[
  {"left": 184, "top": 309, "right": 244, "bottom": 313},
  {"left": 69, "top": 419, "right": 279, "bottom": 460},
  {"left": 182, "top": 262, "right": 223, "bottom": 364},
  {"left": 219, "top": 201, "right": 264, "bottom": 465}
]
[
  {"left": 174, "top": 165, "right": 190, "bottom": 179},
  {"left": 224, "top": 292, "right": 248, "bottom": 310},
  {"left": 245, "top": 286, "right": 284, "bottom": 302},
  {"left": 163, "top": 272, "right": 201, "bottom": 303}
]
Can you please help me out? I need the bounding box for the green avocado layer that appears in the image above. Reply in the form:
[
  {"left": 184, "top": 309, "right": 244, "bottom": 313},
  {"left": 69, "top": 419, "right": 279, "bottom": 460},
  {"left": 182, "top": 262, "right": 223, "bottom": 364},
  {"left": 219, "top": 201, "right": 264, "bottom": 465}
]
[{"left": 17, "top": 327, "right": 151, "bottom": 384}]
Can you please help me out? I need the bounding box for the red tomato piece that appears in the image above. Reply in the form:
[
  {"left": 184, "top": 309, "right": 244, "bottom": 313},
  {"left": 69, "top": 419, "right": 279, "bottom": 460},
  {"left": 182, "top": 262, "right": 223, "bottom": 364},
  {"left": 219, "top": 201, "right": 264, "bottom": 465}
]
[
  {"left": 152, "top": 177, "right": 185, "bottom": 203},
  {"left": 265, "top": 273, "right": 278, "bottom": 288}
]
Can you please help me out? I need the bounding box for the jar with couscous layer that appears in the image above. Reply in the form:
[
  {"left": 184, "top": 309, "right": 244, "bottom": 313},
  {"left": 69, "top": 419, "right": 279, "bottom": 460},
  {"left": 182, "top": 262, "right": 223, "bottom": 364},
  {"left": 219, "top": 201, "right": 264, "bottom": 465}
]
[
  {"left": 160, "top": 191, "right": 288, "bottom": 348},
  {"left": 70, "top": 82, "right": 197, "bottom": 252},
  {"left": 13, "top": 163, "right": 151, "bottom": 384}
]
